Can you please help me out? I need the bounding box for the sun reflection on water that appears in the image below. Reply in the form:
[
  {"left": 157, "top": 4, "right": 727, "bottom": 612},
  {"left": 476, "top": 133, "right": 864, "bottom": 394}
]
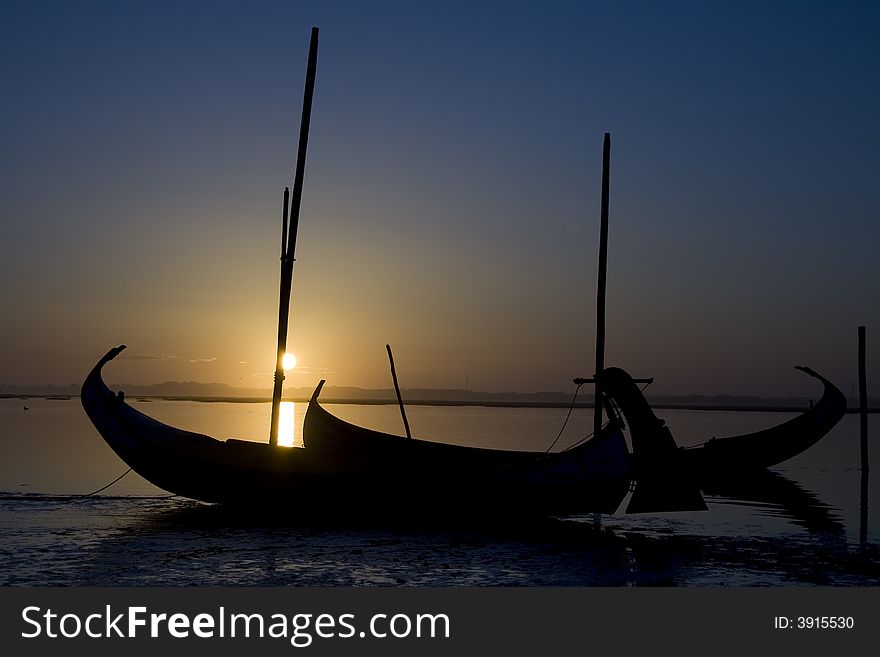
[{"left": 278, "top": 401, "right": 296, "bottom": 447}]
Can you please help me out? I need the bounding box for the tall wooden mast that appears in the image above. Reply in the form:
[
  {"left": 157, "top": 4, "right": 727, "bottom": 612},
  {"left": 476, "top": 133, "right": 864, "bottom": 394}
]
[
  {"left": 270, "top": 27, "right": 319, "bottom": 445},
  {"left": 594, "top": 133, "right": 611, "bottom": 437}
]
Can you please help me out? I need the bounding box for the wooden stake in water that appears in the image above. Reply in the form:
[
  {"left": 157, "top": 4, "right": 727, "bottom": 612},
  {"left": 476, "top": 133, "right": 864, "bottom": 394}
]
[
  {"left": 270, "top": 27, "right": 319, "bottom": 446},
  {"left": 859, "top": 325, "right": 868, "bottom": 471},
  {"left": 594, "top": 133, "right": 611, "bottom": 438},
  {"left": 859, "top": 325, "right": 869, "bottom": 546},
  {"left": 269, "top": 186, "right": 292, "bottom": 445},
  {"left": 386, "top": 344, "right": 412, "bottom": 439}
]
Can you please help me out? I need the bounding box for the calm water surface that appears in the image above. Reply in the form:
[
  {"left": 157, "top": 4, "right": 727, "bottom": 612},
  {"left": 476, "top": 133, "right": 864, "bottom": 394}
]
[{"left": 1, "top": 397, "right": 877, "bottom": 585}]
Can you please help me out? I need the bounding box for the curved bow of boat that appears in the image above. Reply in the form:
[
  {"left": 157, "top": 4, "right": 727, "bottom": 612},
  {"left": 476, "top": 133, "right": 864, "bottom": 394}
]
[
  {"left": 80, "top": 344, "right": 128, "bottom": 414},
  {"left": 600, "top": 364, "right": 846, "bottom": 474},
  {"left": 81, "top": 344, "right": 219, "bottom": 452},
  {"left": 80, "top": 345, "right": 242, "bottom": 500},
  {"left": 680, "top": 365, "right": 846, "bottom": 472},
  {"left": 80, "top": 344, "right": 139, "bottom": 439}
]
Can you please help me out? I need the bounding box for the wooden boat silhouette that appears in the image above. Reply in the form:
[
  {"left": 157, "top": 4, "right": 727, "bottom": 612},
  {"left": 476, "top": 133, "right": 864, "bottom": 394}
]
[
  {"left": 305, "top": 364, "right": 846, "bottom": 475},
  {"left": 81, "top": 345, "right": 845, "bottom": 513},
  {"left": 304, "top": 363, "right": 845, "bottom": 516},
  {"left": 81, "top": 345, "right": 631, "bottom": 513}
]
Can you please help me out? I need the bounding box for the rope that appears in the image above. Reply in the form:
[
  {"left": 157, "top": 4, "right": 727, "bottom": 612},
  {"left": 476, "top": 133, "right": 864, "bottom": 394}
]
[
  {"left": 80, "top": 468, "right": 132, "bottom": 497},
  {"left": 561, "top": 429, "right": 594, "bottom": 452},
  {"left": 545, "top": 383, "right": 583, "bottom": 453},
  {"left": 0, "top": 469, "right": 179, "bottom": 501}
]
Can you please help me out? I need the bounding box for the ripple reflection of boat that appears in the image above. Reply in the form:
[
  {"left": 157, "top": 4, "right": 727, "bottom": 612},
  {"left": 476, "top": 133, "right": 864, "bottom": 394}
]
[
  {"left": 700, "top": 469, "right": 845, "bottom": 535},
  {"left": 627, "top": 468, "right": 844, "bottom": 534}
]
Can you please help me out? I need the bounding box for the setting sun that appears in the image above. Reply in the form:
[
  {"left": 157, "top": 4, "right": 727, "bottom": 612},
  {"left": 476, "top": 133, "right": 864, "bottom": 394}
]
[{"left": 282, "top": 352, "right": 297, "bottom": 370}]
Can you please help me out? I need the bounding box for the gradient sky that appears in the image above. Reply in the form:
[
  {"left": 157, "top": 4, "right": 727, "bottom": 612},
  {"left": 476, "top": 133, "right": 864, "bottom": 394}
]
[{"left": 1, "top": 0, "right": 878, "bottom": 397}]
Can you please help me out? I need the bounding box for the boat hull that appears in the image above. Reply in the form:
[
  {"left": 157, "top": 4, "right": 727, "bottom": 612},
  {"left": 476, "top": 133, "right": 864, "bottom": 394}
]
[{"left": 82, "top": 347, "right": 631, "bottom": 514}]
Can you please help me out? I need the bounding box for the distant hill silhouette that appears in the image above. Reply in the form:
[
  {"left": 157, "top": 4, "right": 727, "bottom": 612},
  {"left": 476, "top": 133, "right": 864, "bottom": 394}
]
[{"left": 2, "top": 381, "right": 877, "bottom": 411}]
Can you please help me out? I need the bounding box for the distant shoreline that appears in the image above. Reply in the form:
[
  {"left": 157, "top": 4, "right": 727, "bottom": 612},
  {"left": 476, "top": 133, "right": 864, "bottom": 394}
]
[{"left": 3, "top": 393, "right": 878, "bottom": 414}]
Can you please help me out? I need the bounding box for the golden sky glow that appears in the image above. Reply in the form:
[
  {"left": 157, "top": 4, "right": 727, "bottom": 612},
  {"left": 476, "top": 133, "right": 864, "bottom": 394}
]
[{"left": 1, "top": 3, "right": 878, "bottom": 398}]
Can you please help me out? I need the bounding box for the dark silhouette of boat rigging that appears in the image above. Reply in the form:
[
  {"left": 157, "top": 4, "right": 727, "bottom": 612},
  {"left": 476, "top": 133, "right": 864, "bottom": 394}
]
[{"left": 81, "top": 27, "right": 847, "bottom": 514}]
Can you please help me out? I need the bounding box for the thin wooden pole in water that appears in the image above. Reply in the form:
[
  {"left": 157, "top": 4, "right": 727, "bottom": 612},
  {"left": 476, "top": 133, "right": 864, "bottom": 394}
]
[
  {"left": 859, "top": 325, "right": 868, "bottom": 471},
  {"left": 594, "top": 133, "right": 611, "bottom": 438},
  {"left": 861, "top": 467, "right": 869, "bottom": 548},
  {"left": 270, "top": 27, "right": 319, "bottom": 446},
  {"left": 269, "top": 188, "right": 293, "bottom": 445},
  {"left": 859, "top": 325, "right": 869, "bottom": 546},
  {"left": 386, "top": 344, "right": 412, "bottom": 439}
]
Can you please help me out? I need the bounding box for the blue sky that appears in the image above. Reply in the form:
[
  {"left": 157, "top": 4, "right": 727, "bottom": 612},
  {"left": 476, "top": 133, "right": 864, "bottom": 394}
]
[{"left": 1, "top": 0, "right": 878, "bottom": 396}]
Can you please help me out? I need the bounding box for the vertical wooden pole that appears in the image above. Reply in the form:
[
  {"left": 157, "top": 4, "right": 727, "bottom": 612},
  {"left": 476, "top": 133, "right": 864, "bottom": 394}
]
[
  {"left": 386, "top": 344, "right": 412, "bottom": 439},
  {"left": 861, "top": 468, "right": 869, "bottom": 547},
  {"left": 859, "top": 325, "right": 869, "bottom": 546},
  {"left": 280, "top": 186, "right": 290, "bottom": 258},
  {"left": 859, "top": 325, "right": 868, "bottom": 471},
  {"left": 594, "top": 133, "right": 611, "bottom": 437},
  {"left": 285, "top": 26, "right": 320, "bottom": 267},
  {"left": 270, "top": 27, "right": 319, "bottom": 445},
  {"left": 269, "top": 187, "right": 292, "bottom": 445}
]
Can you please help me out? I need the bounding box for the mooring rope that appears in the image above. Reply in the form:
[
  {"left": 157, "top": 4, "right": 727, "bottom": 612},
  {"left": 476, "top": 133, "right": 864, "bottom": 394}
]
[
  {"left": 80, "top": 468, "right": 133, "bottom": 497},
  {"left": 0, "top": 469, "right": 178, "bottom": 501},
  {"left": 545, "top": 382, "right": 584, "bottom": 453}
]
